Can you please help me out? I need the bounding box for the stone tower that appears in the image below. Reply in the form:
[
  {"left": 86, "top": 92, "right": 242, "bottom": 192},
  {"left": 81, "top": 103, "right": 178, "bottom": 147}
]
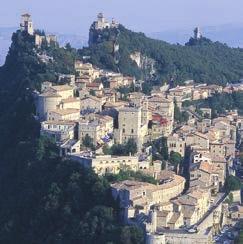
[
  {"left": 194, "top": 27, "right": 202, "bottom": 40},
  {"left": 97, "top": 13, "right": 105, "bottom": 23},
  {"left": 20, "top": 13, "right": 34, "bottom": 35},
  {"left": 95, "top": 13, "right": 110, "bottom": 30}
]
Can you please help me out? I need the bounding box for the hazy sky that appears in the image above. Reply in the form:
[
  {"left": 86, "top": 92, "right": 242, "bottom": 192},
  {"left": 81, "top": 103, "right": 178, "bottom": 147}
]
[{"left": 1, "top": 0, "right": 243, "bottom": 36}]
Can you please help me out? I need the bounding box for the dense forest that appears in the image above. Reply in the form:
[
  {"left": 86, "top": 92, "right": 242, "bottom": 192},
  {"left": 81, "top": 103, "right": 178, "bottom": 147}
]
[
  {"left": 0, "top": 31, "right": 144, "bottom": 244},
  {"left": 79, "top": 24, "right": 243, "bottom": 85}
]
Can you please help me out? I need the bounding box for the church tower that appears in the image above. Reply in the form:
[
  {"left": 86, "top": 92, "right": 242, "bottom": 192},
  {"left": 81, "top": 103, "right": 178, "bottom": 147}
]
[
  {"left": 194, "top": 27, "right": 202, "bottom": 40},
  {"left": 20, "top": 13, "right": 34, "bottom": 35}
]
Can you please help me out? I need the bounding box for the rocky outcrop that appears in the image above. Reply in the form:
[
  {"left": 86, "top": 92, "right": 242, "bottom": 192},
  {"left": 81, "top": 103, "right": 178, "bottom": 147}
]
[{"left": 130, "top": 51, "right": 157, "bottom": 79}]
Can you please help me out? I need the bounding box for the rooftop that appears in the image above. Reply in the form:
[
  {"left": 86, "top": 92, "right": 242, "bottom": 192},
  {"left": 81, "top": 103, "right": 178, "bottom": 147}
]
[
  {"left": 49, "top": 108, "right": 80, "bottom": 116},
  {"left": 50, "top": 85, "right": 73, "bottom": 92},
  {"left": 42, "top": 120, "right": 77, "bottom": 126},
  {"left": 61, "top": 97, "right": 80, "bottom": 103},
  {"left": 111, "top": 180, "right": 154, "bottom": 191},
  {"left": 40, "top": 91, "right": 62, "bottom": 98}
]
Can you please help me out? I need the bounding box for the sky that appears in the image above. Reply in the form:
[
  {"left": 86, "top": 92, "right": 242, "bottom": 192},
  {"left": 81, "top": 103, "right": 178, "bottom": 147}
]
[{"left": 1, "top": 0, "right": 243, "bottom": 36}]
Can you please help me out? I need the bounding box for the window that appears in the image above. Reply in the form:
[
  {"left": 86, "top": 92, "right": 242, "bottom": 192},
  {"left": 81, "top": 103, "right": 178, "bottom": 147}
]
[
  {"left": 131, "top": 129, "right": 134, "bottom": 133},
  {"left": 122, "top": 128, "right": 125, "bottom": 133}
]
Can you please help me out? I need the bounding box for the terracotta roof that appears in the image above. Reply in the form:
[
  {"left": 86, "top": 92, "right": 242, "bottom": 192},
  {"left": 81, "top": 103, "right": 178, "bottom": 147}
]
[
  {"left": 86, "top": 82, "right": 102, "bottom": 88},
  {"left": 188, "top": 189, "right": 207, "bottom": 200},
  {"left": 199, "top": 161, "right": 213, "bottom": 174}
]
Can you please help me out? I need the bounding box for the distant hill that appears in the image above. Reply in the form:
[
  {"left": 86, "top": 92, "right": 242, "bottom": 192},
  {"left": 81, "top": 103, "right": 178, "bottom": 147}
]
[
  {"left": 149, "top": 23, "right": 243, "bottom": 47},
  {"left": 79, "top": 23, "right": 243, "bottom": 85}
]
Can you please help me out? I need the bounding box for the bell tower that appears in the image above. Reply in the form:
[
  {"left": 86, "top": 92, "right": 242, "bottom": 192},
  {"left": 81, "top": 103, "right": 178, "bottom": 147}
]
[{"left": 20, "top": 13, "right": 34, "bottom": 35}]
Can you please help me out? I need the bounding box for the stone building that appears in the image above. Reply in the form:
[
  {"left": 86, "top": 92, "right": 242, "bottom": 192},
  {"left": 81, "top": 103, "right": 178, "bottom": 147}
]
[
  {"left": 20, "top": 13, "right": 34, "bottom": 35},
  {"left": 79, "top": 115, "right": 113, "bottom": 146},
  {"left": 94, "top": 13, "right": 118, "bottom": 30},
  {"left": 167, "top": 134, "right": 186, "bottom": 157},
  {"left": 41, "top": 120, "right": 77, "bottom": 144},
  {"left": 115, "top": 106, "right": 148, "bottom": 150},
  {"left": 111, "top": 172, "right": 185, "bottom": 221},
  {"left": 47, "top": 109, "right": 80, "bottom": 121},
  {"left": 71, "top": 155, "right": 139, "bottom": 176}
]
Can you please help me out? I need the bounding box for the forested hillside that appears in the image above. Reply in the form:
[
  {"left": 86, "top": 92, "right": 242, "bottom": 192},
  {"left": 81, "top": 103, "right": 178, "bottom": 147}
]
[
  {"left": 79, "top": 24, "right": 243, "bottom": 85},
  {"left": 0, "top": 31, "right": 144, "bottom": 244}
]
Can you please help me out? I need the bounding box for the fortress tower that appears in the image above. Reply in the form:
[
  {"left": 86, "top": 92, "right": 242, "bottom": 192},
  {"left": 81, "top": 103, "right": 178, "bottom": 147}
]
[
  {"left": 95, "top": 13, "right": 110, "bottom": 30},
  {"left": 194, "top": 27, "right": 202, "bottom": 40},
  {"left": 20, "top": 13, "right": 34, "bottom": 35}
]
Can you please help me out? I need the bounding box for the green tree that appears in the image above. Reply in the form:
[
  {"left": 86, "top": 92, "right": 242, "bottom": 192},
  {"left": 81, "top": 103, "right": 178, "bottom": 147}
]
[
  {"left": 169, "top": 151, "right": 183, "bottom": 172},
  {"left": 105, "top": 170, "right": 158, "bottom": 185},
  {"left": 174, "top": 100, "right": 189, "bottom": 123},
  {"left": 107, "top": 139, "right": 138, "bottom": 156},
  {"left": 224, "top": 192, "right": 234, "bottom": 205},
  {"left": 119, "top": 226, "right": 144, "bottom": 244},
  {"left": 152, "top": 137, "right": 168, "bottom": 161},
  {"left": 82, "top": 134, "right": 95, "bottom": 149},
  {"left": 125, "top": 138, "right": 138, "bottom": 155},
  {"left": 225, "top": 175, "right": 242, "bottom": 192}
]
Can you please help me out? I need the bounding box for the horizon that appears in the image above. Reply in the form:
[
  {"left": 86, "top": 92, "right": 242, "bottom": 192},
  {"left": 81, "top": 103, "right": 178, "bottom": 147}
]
[{"left": 2, "top": 0, "right": 243, "bottom": 36}]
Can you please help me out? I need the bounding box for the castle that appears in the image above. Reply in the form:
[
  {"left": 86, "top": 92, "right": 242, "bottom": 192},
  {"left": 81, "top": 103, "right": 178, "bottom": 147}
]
[
  {"left": 94, "top": 13, "right": 119, "bottom": 30},
  {"left": 20, "top": 13, "right": 57, "bottom": 47},
  {"left": 20, "top": 13, "right": 34, "bottom": 35}
]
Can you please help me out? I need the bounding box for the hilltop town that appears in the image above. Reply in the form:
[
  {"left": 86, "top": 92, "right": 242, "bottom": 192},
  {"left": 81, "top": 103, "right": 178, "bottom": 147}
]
[{"left": 0, "top": 13, "right": 243, "bottom": 244}]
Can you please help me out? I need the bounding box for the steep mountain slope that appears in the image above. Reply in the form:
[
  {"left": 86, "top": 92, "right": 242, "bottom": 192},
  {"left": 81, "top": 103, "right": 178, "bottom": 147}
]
[
  {"left": 0, "top": 30, "right": 144, "bottom": 244},
  {"left": 79, "top": 24, "right": 243, "bottom": 85}
]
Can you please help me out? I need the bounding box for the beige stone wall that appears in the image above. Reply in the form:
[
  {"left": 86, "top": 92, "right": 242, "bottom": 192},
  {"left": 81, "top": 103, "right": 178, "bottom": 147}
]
[
  {"left": 61, "top": 99, "right": 80, "bottom": 110},
  {"left": 210, "top": 143, "right": 225, "bottom": 158},
  {"left": 167, "top": 136, "right": 185, "bottom": 157},
  {"left": 91, "top": 156, "right": 139, "bottom": 175},
  {"left": 48, "top": 110, "right": 80, "bottom": 121}
]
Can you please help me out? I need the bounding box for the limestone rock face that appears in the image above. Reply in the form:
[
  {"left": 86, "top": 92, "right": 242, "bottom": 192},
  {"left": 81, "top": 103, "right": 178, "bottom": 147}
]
[{"left": 130, "top": 51, "right": 157, "bottom": 80}]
